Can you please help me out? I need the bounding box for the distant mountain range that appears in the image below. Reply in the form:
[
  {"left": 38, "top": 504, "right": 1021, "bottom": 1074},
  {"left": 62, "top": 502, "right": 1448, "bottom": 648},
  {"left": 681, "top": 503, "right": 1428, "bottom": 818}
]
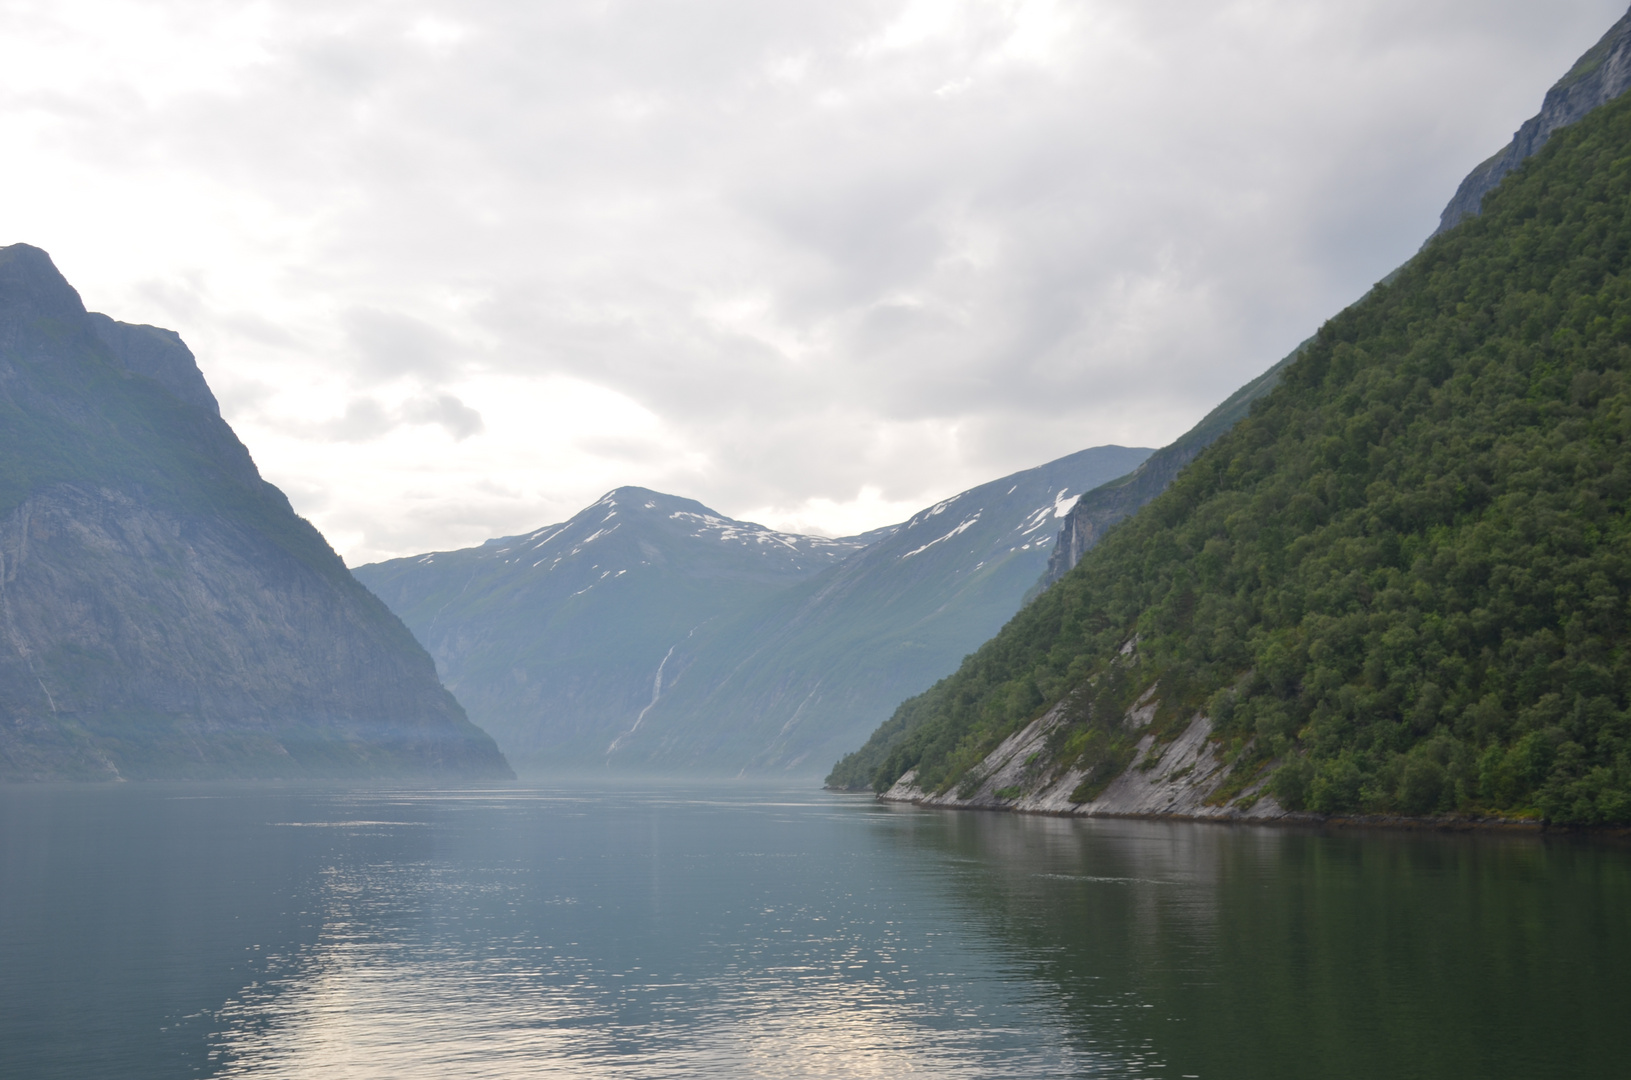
[
  {"left": 0, "top": 244, "right": 510, "bottom": 780},
  {"left": 354, "top": 488, "right": 877, "bottom": 768},
  {"left": 355, "top": 445, "right": 1150, "bottom": 775}
]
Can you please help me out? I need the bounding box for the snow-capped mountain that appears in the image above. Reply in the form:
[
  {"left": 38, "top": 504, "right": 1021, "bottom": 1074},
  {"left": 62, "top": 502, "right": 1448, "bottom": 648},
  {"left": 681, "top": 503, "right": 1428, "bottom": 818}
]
[
  {"left": 359, "top": 446, "right": 1151, "bottom": 775},
  {"left": 608, "top": 445, "right": 1152, "bottom": 775},
  {"left": 353, "top": 488, "right": 876, "bottom": 769}
]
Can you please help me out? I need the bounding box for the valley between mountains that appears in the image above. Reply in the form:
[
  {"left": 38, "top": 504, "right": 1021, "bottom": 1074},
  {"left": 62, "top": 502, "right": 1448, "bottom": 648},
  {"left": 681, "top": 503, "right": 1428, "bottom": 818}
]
[
  {"left": 7, "top": 8, "right": 1631, "bottom": 835},
  {"left": 353, "top": 447, "right": 1151, "bottom": 776}
]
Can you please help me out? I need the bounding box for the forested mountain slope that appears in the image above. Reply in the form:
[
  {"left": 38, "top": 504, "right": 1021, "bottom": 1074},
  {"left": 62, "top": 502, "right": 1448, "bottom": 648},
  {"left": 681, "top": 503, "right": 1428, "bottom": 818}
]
[
  {"left": 0, "top": 245, "right": 510, "bottom": 780},
  {"left": 834, "top": 86, "right": 1631, "bottom": 824}
]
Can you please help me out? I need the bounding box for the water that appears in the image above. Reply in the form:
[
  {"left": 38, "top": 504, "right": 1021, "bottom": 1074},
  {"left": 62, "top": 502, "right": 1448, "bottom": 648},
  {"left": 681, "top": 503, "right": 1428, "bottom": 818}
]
[{"left": 1, "top": 782, "right": 1627, "bottom": 1079}]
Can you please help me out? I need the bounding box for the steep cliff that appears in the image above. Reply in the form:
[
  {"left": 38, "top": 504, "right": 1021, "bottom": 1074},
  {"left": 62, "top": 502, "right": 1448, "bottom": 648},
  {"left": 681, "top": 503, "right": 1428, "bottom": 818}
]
[
  {"left": 0, "top": 244, "right": 510, "bottom": 780},
  {"left": 1434, "top": 6, "right": 1631, "bottom": 236}
]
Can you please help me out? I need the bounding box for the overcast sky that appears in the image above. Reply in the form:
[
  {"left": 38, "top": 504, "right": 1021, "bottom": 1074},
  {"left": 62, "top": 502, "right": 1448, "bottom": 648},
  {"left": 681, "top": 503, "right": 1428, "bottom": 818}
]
[{"left": 1, "top": 0, "right": 1625, "bottom": 564}]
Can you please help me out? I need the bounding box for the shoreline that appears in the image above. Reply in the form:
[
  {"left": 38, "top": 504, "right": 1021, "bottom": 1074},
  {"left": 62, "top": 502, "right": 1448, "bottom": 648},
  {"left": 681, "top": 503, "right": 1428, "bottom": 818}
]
[
  {"left": 866, "top": 788, "right": 1567, "bottom": 833},
  {"left": 846, "top": 704, "right": 1631, "bottom": 836},
  {"left": 850, "top": 784, "right": 1631, "bottom": 836}
]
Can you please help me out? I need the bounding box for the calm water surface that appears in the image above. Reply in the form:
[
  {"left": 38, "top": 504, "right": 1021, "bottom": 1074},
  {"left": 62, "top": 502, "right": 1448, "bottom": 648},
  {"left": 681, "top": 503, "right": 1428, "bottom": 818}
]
[{"left": 1, "top": 780, "right": 1627, "bottom": 1079}]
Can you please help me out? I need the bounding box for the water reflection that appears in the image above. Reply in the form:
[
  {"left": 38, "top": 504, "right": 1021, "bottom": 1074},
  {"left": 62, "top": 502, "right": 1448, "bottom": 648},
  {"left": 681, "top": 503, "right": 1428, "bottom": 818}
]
[
  {"left": 204, "top": 787, "right": 1107, "bottom": 1078},
  {"left": 886, "top": 808, "right": 1631, "bottom": 1080},
  {"left": 4, "top": 783, "right": 1628, "bottom": 1080}
]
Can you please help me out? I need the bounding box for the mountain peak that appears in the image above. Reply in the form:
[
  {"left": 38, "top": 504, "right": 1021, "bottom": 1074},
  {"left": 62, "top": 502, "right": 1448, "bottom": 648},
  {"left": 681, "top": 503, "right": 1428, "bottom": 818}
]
[
  {"left": 0, "top": 243, "right": 89, "bottom": 326},
  {"left": 0, "top": 245, "right": 510, "bottom": 780},
  {"left": 0, "top": 243, "right": 220, "bottom": 415},
  {"left": 1434, "top": 5, "right": 1631, "bottom": 236}
]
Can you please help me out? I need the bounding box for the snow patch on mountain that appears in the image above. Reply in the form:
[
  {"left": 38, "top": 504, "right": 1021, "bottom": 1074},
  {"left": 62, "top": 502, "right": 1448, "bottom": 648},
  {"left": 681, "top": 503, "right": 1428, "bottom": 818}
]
[{"left": 902, "top": 513, "right": 981, "bottom": 558}]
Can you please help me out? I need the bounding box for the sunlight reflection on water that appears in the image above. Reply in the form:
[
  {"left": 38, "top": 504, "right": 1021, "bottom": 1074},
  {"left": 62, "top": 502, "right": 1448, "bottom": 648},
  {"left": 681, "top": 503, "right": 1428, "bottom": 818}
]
[
  {"left": 204, "top": 788, "right": 1120, "bottom": 1079},
  {"left": 8, "top": 781, "right": 1622, "bottom": 1080}
]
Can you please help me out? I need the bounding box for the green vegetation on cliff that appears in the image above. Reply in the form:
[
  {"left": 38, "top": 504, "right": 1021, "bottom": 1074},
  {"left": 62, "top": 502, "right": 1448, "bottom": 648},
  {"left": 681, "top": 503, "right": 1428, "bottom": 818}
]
[{"left": 832, "top": 89, "right": 1631, "bottom": 824}]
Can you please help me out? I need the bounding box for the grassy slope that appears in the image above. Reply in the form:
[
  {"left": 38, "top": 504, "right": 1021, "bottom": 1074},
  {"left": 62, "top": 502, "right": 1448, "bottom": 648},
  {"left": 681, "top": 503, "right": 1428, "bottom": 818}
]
[{"left": 840, "top": 89, "right": 1631, "bottom": 825}]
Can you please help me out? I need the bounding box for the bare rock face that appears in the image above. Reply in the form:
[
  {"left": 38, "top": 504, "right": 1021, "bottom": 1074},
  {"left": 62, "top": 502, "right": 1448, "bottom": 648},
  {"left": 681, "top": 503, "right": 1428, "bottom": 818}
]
[
  {"left": 0, "top": 244, "right": 511, "bottom": 780},
  {"left": 878, "top": 698, "right": 1295, "bottom": 824},
  {"left": 1434, "top": 7, "right": 1631, "bottom": 236}
]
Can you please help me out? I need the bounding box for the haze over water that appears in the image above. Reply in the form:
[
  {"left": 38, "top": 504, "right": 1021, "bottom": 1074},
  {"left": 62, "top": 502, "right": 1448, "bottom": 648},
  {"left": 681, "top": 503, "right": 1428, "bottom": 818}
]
[{"left": 2, "top": 782, "right": 1625, "bottom": 1079}]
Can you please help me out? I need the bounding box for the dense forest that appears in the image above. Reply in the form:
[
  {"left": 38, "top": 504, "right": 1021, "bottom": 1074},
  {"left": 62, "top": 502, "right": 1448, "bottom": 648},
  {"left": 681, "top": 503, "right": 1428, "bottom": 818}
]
[{"left": 830, "top": 89, "right": 1631, "bottom": 825}]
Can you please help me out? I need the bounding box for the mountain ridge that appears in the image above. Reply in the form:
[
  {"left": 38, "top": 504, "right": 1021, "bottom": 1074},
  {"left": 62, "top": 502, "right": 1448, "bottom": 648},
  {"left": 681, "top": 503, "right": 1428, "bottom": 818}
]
[
  {"left": 0, "top": 244, "right": 510, "bottom": 781},
  {"left": 610, "top": 444, "right": 1153, "bottom": 776},
  {"left": 1434, "top": 6, "right": 1631, "bottom": 237},
  {"left": 353, "top": 486, "right": 874, "bottom": 771},
  {"left": 357, "top": 445, "right": 1151, "bottom": 775},
  {"left": 850, "top": 57, "right": 1631, "bottom": 826},
  {"left": 1026, "top": 6, "right": 1631, "bottom": 605}
]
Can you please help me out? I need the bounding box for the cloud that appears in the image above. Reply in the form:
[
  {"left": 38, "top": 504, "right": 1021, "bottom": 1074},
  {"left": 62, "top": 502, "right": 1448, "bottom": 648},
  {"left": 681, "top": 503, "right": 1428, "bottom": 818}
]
[
  {"left": 403, "top": 392, "right": 484, "bottom": 440},
  {"left": 0, "top": 0, "right": 1625, "bottom": 564},
  {"left": 342, "top": 307, "right": 461, "bottom": 380},
  {"left": 312, "top": 393, "right": 484, "bottom": 442},
  {"left": 321, "top": 396, "right": 394, "bottom": 442}
]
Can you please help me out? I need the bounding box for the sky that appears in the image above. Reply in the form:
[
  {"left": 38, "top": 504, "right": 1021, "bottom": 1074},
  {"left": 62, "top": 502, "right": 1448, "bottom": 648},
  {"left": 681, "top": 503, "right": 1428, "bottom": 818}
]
[{"left": 0, "top": 0, "right": 1625, "bottom": 564}]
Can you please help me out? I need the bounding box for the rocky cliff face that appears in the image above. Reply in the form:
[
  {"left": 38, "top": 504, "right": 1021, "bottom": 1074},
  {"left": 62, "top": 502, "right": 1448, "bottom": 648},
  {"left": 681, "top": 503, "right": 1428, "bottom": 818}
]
[
  {"left": 0, "top": 244, "right": 510, "bottom": 780},
  {"left": 878, "top": 689, "right": 1296, "bottom": 824},
  {"left": 1434, "top": 6, "right": 1631, "bottom": 236}
]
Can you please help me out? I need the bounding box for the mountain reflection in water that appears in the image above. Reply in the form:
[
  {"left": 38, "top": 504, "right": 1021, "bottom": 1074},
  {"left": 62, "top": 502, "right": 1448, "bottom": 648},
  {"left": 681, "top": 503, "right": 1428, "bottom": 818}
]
[{"left": 1, "top": 782, "right": 1625, "bottom": 1079}]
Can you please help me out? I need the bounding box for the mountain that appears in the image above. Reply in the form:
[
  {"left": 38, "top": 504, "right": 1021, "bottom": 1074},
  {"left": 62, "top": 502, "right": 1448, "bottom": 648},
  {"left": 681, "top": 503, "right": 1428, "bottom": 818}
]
[
  {"left": 356, "top": 445, "right": 1150, "bottom": 775},
  {"left": 1038, "top": 347, "right": 1302, "bottom": 591},
  {"left": 828, "top": 351, "right": 1301, "bottom": 788},
  {"left": 1033, "top": 8, "right": 1631, "bottom": 599},
  {"left": 1434, "top": 7, "right": 1631, "bottom": 237},
  {"left": 0, "top": 244, "right": 510, "bottom": 781},
  {"left": 842, "top": 61, "right": 1631, "bottom": 825},
  {"left": 601, "top": 444, "right": 1152, "bottom": 776},
  {"left": 353, "top": 488, "right": 875, "bottom": 771}
]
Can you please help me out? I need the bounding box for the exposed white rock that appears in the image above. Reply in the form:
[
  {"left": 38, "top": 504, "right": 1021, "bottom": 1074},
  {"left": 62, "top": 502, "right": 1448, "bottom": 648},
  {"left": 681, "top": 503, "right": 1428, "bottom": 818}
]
[{"left": 881, "top": 697, "right": 1296, "bottom": 823}]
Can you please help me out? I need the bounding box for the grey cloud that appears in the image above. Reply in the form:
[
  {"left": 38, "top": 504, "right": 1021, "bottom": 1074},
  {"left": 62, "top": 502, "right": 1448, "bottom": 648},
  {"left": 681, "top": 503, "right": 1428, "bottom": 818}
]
[
  {"left": 342, "top": 308, "right": 461, "bottom": 379},
  {"left": 219, "top": 313, "right": 301, "bottom": 348},
  {"left": 403, "top": 393, "right": 484, "bottom": 440},
  {"left": 317, "top": 393, "right": 483, "bottom": 442},
  {"left": 322, "top": 397, "right": 395, "bottom": 442},
  {"left": 12, "top": 0, "right": 1628, "bottom": 559}
]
